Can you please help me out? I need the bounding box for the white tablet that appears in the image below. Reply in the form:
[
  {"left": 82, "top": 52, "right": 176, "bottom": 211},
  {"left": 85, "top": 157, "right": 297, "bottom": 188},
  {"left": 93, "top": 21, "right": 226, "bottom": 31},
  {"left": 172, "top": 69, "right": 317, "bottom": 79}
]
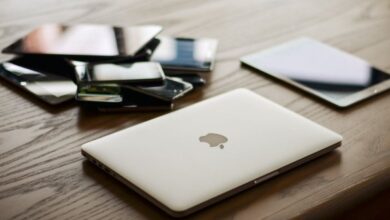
[
  {"left": 241, "top": 38, "right": 390, "bottom": 107},
  {"left": 81, "top": 89, "right": 342, "bottom": 217}
]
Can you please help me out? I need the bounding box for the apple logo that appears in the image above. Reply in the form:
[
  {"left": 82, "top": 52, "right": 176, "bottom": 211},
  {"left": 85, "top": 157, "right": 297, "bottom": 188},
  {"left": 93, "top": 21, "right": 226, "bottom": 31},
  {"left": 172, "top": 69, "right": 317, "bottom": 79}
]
[{"left": 199, "top": 133, "right": 228, "bottom": 149}]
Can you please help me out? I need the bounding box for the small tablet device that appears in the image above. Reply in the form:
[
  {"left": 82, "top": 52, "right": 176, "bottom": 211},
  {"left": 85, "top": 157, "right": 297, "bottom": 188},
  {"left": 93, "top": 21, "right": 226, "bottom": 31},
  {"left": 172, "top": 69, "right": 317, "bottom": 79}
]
[
  {"left": 241, "top": 38, "right": 390, "bottom": 107},
  {"left": 2, "top": 24, "right": 162, "bottom": 59},
  {"left": 0, "top": 57, "right": 77, "bottom": 104},
  {"left": 73, "top": 61, "right": 165, "bottom": 85},
  {"left": 81, "top": 88, "right": 342, "bottom": 217},
  {"left": 151, "top": 36, "right": 218, "bottom": 72}
]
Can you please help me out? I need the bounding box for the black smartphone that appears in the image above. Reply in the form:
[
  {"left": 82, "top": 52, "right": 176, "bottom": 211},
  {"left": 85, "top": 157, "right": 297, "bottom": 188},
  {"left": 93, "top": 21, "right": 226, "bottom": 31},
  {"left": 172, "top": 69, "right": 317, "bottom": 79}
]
[
  {"left": 77, "top": 77, "right": 193, "bottom": 106},
  {"left": 73, "top": 61, "right": 165, "bottom": 85},
  {"left": 151, "top": 36, "right": 218, "bottom": 72},
  {"left": 76, "top": 83, "right": 172, "bottom": 111},
  {"left": 0, "top": 56, "right": 77, "bottom": 104},
  {"left": 165, "top": 73, "right": 206, "bottom": 87},
  {"left": 125, "top": 77, "right": 193, "bottom": 101}
]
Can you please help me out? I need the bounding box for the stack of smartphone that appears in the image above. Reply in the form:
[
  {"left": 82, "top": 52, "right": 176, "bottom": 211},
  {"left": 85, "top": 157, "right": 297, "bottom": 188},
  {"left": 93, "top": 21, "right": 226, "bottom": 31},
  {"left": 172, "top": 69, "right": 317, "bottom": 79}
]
[{"left": 0, "top": 24, "right": 218, "bottom": 111}]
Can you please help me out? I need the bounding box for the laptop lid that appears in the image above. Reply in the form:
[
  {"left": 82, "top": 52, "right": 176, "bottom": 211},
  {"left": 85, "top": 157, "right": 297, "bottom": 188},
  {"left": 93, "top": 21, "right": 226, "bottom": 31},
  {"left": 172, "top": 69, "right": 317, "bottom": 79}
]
[{"left": 81, "top": 88, "right": 342, "bottom": 216}]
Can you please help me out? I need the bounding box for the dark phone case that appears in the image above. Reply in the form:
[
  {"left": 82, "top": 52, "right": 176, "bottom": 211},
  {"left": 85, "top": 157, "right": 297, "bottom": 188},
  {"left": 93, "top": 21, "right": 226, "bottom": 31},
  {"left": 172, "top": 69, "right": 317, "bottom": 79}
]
[
  {"left": 76, "top": 85, "right": 172, "bottom": 108},
  {"left": 0, "top": 59, "right": 76, "bottom": 104}
]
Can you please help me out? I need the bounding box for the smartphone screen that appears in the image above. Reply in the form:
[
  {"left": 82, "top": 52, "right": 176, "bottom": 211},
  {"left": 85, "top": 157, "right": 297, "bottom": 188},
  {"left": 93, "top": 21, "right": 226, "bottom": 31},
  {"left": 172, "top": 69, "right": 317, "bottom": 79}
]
[
  {"left": 74, "top": 62, "right": 165, "bottom": 84},
  {"left": 151, "top": 37, "right": 218, "bottom": 72}
]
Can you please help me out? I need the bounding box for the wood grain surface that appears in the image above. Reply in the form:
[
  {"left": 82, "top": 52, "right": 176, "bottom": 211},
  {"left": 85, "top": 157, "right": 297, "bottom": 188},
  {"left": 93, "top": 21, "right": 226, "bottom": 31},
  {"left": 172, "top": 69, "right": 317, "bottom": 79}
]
[{"left": 0, "top": 0, "right": 389, "bottom": 219}]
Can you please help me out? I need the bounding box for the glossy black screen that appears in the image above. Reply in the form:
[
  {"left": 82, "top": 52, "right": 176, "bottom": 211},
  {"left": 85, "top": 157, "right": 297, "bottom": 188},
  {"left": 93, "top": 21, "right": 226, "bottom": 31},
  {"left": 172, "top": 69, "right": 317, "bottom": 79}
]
[{"left": 2, "top": 24, "right": 162, "bottom": 58}]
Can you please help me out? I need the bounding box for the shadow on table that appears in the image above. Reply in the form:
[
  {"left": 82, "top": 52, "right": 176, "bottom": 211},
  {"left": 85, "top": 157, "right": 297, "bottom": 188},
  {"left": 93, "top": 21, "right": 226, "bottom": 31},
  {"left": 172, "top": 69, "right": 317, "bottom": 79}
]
[
  {"left": 82, "top": 160, "right": 172, "bottom": 219},
  {"left": 188, "top": 150, "right": 342, "bottom": 219},
  {"left": 82, "top": 150, "right": 341, "bottom": 219}
]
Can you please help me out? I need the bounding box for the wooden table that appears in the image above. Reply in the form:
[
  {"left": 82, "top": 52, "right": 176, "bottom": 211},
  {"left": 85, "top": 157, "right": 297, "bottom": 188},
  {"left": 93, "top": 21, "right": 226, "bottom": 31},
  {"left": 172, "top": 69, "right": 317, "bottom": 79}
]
[{"left": 0, "top": 0, "right": 389, "bottom": 219}]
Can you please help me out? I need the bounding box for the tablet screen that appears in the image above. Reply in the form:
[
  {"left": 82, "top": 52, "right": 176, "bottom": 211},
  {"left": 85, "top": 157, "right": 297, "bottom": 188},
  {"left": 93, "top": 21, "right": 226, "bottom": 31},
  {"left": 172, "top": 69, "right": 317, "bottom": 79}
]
[
  {"left": 2, "top": 24, "right": 162, "bottom": 58},
  {"left": 241, "top": 38, "right": 390, "bottom": 101}
]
